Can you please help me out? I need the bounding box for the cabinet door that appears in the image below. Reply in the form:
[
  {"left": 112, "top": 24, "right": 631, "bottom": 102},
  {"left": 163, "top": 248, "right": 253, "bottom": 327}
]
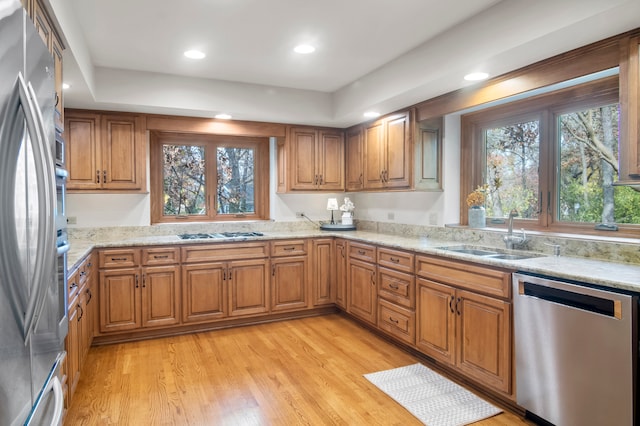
[
  {"left": 101, "top": 114, "right": 146, "bottom": 190},
  {"left": 52, "top": 34, "right": 64, "bottom": 131},
  {"left": 289, "top": 127, "right": 318, "bottom": 190},
  {"left": 229, "top": 259, "right": 269, "bottom": 317},
  {"left": 416, "top": 278, "right": 456, "bottom": 365},
  {"left": 317, "top": 131, "right": 344, "bottom": 190},
  {"left": 312, "top": 239, "right": 334, "bottom": 306},
  {"left": 456, "top": 289, "right": 512, "bottom": 394},
  {"left": 385, "top": 112, "right": 411, "bottom": 188},
  {"left": 276, "top": 138, "right": 287, "bottom": 193},
  {"left": 345, "top": 128, "right": 364, "bottom": 191},
  {"left": 65, "top": 296, "right": 80, "bottom": 404},
  {"left": 141, "top": 266, "right": 181, "bottom": 328},
  {"left": 271, "top": 256, "right": 308, "bottom": 312},
  {"left": 619, "top": 34, "right": 640, "bottom": 181},
  {"left": 363, "top": 121, "right": 385, "bottom": 189},
  {"left": 335, "top": 239, "right": 348, "bottom": 309},
  {"left": 79, "top": 285, "right": 94, "bottom": 367},
  {"left": 347, "top": 258, "right": 377, "bottom": 325},
  {"left": 181, "top": 263, "right": 227, "bottom": 323},
  {"left": 65, "top": 113, "right": 101, "bottom": 190},
  {"left": 99, "top": 268, "right": 141, "bottom": 332}
]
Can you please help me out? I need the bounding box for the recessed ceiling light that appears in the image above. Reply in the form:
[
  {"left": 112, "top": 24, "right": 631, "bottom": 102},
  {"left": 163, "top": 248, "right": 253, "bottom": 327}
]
[
  {"left": 464, "top": 72, "right": 489, "bottom": 81},
  {"left": 184, "top": 50, "right": 206, "bottom": 59},
  {"left": 62, "top": 83, "right": 70, "bottom": 90},
  {"left": 215, "top": 113, "right": 232, "bottom": 120},
  {"left": 294, "top": 44, "right": 315, "bottom": 54},
  {"left": 363, "top": 111, "right": 380, "bottom": 118}
]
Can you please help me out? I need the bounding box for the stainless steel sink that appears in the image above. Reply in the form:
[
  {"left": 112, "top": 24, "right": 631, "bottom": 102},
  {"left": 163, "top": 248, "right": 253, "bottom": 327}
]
[
  {"left": 485, "top": 253, "right": 536, "bottom": 260},
  {"left": 436, "top": 246, "right": 498, "bottom": 256},
  {"left": 436, "top": 245, "right": 542, "bottom": 260}
]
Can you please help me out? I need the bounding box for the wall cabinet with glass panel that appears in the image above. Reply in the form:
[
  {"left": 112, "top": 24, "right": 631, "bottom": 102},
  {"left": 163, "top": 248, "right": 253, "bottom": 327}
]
[{"left": 414, "top": 117, "right": 443, "bottom": 191}]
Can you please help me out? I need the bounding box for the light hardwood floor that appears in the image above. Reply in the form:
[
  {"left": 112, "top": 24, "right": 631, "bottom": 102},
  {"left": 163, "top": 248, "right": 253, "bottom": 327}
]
[{"left": 65, "top": 314, "right": 531, "bottom": 425}]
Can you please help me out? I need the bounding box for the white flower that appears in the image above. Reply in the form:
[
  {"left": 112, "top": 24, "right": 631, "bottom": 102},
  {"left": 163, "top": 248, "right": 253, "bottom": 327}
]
[{"left": 340, "top": 197, "right": 355, "bottom": 213}]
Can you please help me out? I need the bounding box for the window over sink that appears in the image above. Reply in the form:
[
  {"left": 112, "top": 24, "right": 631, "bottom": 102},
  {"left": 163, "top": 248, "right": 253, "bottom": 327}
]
[
  {"left": 149, "top": 132, "right": 269, "bottom": 223},
  {"left": 462, "top": 74, "right": 640, "bottom": 237}
]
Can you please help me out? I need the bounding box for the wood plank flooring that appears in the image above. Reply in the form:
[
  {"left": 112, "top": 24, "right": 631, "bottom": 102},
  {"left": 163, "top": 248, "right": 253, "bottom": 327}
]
[{"left": 65, "top": 314, "right": 531, "bottom": 425}]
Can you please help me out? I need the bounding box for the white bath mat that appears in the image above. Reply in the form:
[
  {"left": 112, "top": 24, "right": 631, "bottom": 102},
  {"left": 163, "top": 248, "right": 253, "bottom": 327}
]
[{"left": 364, "top": 363, "right": 503, "bottom": 426}]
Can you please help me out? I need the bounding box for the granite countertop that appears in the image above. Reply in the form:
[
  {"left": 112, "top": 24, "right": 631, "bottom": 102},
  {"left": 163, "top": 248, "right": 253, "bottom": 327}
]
[{"left": 68, "top": 229, "right": 640, "bottom": 293}]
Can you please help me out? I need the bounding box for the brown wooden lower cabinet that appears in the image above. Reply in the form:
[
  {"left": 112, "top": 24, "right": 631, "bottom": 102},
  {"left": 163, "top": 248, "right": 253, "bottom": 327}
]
[
  {"left": 416, "top": 276, "right": 512, "bottom": 396},
  {"left": 335, "top": 239, "right": 348, "bottom": 309},
  {"left": 347, "top": 257, "right": 377, "bottom": 325},
  {"left": 88, "top": 238, "right": 516, "bottom": 404},
  {"left": 312, "top": 238, "right": 334, "bottom": 306}
]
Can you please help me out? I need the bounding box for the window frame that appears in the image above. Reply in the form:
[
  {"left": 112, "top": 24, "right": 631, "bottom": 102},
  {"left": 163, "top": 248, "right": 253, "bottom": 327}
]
[
  {"left": 149, "top": 131, "right": 270, "bottom": 224},
  {"left": 461, "top": 75, "right": 640, "bottom": 237}
]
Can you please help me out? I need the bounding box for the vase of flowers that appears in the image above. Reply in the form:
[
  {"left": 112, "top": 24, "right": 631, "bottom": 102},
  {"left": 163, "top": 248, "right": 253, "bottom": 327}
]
[
  {"left": 339, "top": 197, "right": 355, "bottom": 225},
  {"left": 466, "top": 185, "right": 487, "bottom": 228}
]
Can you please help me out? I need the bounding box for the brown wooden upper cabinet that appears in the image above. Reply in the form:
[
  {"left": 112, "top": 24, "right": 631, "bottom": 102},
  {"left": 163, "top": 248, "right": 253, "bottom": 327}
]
[
  {"left": 619, "top": 34, "right": 640, "bottom": 183},
  {"left": 284, "top": 126, "right": 344, "bottom": 191},
  {"left": 363, "top": 110, "right": 412, "bottom": 190},
  {"left": 28, "top": 0, "right": 65, "bottom": 131},
  {"left": 65, "top": 110, "right": 147, "bottom": 191},
  {"left": 345, "top": 127, "right": 364, "bottom": 191}
]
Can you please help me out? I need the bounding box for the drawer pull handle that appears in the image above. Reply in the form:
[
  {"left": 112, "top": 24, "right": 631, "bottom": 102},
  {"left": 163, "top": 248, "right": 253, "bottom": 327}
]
[
  {"left": 135, "top": 274, "right": 139, "bottom": 288},
  {"left": 390, "top": 257, "right": 400, "bottom": 263},
  {"left": 358, "top": 250, "right": 366, "bottom": 255},
  {"left": 456, "top": 297, "right": 462, "bottom": 316},
  {"left": 153, "top": 255, "right": 169, "bottom": 259},
  {"left": 389, "top": 317, "right": 398, "bottom": 324},
  {"left": 449, "top": 295, "right": 455, "bottom": 313},
  {"left": 69, "top": 282, "right": 77, "bottom": 290},
  {"left": 284, "top": 247, "right": 295, "bottom": 251},
  {"left": 111, "top": 257, "right": 128, "bottom": 261},
  {"left": 389, "top": 283, "right": 399, "bottom": 290},
  {"left": 79, "top": 271, "right": 86, "bottom": 277}
]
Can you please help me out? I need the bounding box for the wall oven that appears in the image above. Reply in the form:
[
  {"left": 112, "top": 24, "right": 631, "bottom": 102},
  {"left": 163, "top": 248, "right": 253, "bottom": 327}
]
[{"left": 55, "top": 167, "right": 69, "bottom": 328}]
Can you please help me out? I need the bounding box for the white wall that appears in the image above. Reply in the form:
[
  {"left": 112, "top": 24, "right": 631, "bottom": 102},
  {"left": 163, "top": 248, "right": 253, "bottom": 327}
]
[{"left": 66, "top": 115, "right": 462, "bottom": 228}]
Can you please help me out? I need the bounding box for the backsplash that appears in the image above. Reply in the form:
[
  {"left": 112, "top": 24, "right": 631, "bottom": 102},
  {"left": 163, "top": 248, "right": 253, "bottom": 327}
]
[{"left": 68, "top": 220, "right": 640, "bottom": 266}]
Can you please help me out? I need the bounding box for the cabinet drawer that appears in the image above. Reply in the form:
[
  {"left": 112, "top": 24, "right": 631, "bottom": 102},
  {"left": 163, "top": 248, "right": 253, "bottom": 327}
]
[
  {"left": 378, "top": 247, "right": 414, "bottom": 273},
  {"left": 348, "top": 242, "right": 376, "bottom": 263},
  {"left": 99, "top": 249, "right": 140, "bottom": 268},
  {"left": 378, "top": 299, "right": 415, "bottom": 345},
  {"left": 271, "top": 240, "right": 307, "bottom": 256},
  {"left": 415, "top": 255, "right": 512, "bottom": 299},
  {"left": 181, "top": 242, "right": 269, "bottom": 263},
  {"left": 142, "top": 247, "right": 180, "bottom": 265},
  {"left": 378, "top": 266, "right": 415, "bottom": 309}
]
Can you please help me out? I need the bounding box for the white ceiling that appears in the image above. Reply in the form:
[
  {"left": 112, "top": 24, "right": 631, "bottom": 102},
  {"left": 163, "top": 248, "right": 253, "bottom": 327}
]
[{"left": 50, "top": 0, "right": 640, "bottom": 127}]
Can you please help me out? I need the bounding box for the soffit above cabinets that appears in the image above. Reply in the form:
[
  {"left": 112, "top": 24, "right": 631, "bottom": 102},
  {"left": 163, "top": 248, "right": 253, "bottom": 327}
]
[{"left": 53, "top": 0, "right": 640, "bottom": 127}]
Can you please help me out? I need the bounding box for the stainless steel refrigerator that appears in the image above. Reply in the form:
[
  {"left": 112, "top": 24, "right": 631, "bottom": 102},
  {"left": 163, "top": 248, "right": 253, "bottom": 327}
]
[{"left": 0, "top": 0, "right": 67, "bottom": 424}]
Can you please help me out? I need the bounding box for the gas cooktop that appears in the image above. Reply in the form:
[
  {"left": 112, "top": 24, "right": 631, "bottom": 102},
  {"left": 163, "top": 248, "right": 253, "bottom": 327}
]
[{"left": 178, "top": 231, "right": 264, "bottom": 240}]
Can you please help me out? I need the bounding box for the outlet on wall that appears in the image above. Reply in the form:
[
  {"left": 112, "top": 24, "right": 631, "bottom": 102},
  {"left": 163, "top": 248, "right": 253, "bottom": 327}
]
[{"left": 387, "top": 212, "right": 395, "bottom": 221}]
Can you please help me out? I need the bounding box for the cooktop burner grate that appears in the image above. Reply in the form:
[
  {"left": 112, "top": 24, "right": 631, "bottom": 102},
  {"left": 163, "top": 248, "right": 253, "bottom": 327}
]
[{"left": 177, "top": 231, "right": 264, "bottom": 240}]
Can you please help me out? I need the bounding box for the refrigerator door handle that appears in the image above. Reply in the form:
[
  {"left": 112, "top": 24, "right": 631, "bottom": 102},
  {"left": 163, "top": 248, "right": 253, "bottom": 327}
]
[
  {"left": 49, "top": 376, "right": 63, "bottom": 426},
  {"left": 22, "top": 77, "right": 57, "bottom": 343},
  {"left": 0, "top": 72, "right": 58, "bottom": 343}
]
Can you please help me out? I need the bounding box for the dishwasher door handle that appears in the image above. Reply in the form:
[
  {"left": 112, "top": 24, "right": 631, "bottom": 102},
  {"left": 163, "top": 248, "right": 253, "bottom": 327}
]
[{"left": 518, "top": 279, "right": 622, "bottom": 319}]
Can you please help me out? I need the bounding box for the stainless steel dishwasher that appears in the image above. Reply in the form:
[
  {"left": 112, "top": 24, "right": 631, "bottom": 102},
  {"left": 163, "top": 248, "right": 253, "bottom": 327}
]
[{"left": 513, "top": 273, "right": 638, "bottom": 426}]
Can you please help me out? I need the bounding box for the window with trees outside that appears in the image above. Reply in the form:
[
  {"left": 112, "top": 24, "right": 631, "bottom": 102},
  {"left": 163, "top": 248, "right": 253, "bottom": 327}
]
[
  {"left": 149, "top": 132, "right": 269, "bottom": 223},
  {"left": 462, "top": 75, "right": 640, "bottom": 236}
]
